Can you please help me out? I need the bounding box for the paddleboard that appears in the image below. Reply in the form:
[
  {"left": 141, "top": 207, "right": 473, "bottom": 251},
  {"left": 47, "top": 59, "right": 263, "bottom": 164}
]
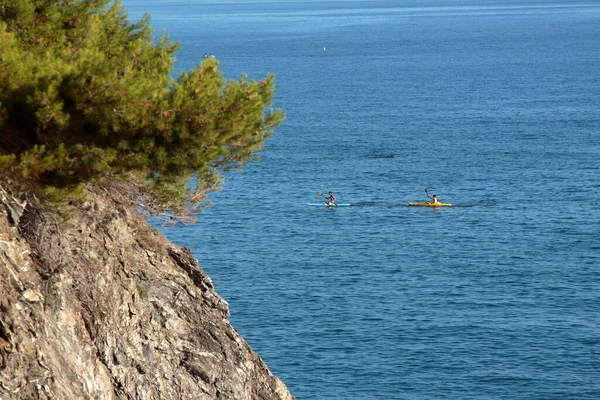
[
  {"left": 307, "top": 203, "right": 351, "bottom": 207},
  {"left": 408, "top": 202, "right": 452, "bottom": 207}
]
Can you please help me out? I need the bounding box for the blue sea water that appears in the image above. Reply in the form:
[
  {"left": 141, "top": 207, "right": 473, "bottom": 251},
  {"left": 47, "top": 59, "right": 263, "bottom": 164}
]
[{"left": 124, "top": 1, "right": 600, "bottom": 398}]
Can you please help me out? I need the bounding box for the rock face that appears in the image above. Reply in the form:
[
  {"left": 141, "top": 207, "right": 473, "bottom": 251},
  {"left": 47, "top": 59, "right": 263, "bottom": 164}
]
[{"left": 0, "top": 186, "right": 294, "bottom": 400}]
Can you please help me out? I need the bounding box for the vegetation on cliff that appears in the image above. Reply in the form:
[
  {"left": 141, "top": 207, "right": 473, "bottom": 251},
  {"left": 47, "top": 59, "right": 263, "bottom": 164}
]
[{"left": 0, "top": 0, "right": 284, "bottom": 220}]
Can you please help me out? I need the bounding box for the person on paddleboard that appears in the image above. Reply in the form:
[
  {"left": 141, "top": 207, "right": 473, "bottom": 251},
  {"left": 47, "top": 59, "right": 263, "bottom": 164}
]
[
  {"left": 326, "top": 191, "right": 337, "bottom": 205},
  {"left": 425, "top": 188, "right": 439, "bottom": 203}
]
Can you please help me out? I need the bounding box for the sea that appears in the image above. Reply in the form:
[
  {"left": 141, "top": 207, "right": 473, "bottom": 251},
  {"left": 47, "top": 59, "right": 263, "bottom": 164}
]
[{"left": 123, "top": 1, "right": 600, "bottom": 399}]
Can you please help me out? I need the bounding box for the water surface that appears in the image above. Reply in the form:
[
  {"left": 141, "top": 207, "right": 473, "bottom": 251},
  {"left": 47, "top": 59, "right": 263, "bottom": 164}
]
[{"left": 125, "top": 1, "right": 600, "bottom": 398}]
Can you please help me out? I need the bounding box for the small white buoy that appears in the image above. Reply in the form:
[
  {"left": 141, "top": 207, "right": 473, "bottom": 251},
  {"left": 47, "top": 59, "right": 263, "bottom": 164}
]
[{"left": 323, "top": 47, "right": 326, "bottom": 51}]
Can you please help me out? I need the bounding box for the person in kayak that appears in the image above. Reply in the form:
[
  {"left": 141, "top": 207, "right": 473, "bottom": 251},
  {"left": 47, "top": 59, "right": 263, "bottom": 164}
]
[
  {"left": 425, "top": 188, "right": 439, "bottom": 203},
  {"left": 326, "top": 191, "right": 337, "bottom": 205}
]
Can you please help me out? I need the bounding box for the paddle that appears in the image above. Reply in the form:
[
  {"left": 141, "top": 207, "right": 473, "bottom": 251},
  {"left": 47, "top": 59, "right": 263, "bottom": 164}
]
[{"left": 316, "top": 191, "right": 328, "bottom": 199}]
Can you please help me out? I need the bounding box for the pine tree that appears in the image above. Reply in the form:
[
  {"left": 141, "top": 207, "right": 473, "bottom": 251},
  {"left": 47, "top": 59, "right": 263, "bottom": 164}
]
[{"left": 0, "top": 0, "right": 284, "bottom": 219}]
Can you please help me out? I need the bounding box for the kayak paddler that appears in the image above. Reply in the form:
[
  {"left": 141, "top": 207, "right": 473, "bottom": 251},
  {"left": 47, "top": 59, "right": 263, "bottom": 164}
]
[
  {"left": 425, "top": 188, "right": 439, "bottom": 204},
  {"left": 326, "top": 191, "right": 337, "bottom": 206}
]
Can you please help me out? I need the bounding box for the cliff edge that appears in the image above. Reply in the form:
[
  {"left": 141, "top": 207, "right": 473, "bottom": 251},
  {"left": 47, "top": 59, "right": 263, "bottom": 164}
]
[{"left": 0, "top": 185, "right": 294, "bottom": 400}]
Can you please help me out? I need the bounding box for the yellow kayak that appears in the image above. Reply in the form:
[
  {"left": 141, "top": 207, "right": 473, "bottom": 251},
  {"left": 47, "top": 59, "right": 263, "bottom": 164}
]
[{"left": 408, "top": 202, "right": 452, "bottom": 207}]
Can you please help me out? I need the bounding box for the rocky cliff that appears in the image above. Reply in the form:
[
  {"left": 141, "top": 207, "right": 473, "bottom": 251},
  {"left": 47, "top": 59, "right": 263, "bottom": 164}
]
[{"left": 0, "top": 185, "right": 294, "bottom": 400}]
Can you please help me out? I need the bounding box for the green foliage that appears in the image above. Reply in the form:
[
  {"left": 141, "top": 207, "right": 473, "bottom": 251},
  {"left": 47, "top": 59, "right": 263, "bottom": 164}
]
[
  {"left": 0, "top": 0, "right": 284, "bottom": 218},
  {"left": 136, "top": 282, "right": 149, "bottom": 300}
]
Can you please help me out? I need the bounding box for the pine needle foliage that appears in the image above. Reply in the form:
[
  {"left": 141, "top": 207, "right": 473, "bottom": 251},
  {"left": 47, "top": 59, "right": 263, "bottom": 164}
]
[{"left": 0, "top": 0, "right": 284, "bottom": 220}]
